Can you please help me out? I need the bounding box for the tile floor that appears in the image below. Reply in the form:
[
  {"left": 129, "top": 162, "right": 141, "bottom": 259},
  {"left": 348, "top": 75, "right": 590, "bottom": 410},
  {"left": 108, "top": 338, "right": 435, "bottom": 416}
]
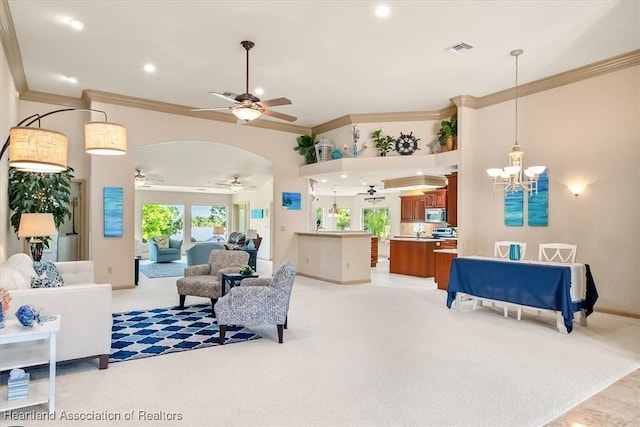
[{"left": 546, "top": 369, "right": 639, "bottom": 426}]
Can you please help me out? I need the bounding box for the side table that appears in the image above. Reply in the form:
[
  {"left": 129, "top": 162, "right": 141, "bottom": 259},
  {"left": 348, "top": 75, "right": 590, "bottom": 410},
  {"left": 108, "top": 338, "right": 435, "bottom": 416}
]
[
  {"left": 221, "top": 273, "right": 259, "bottom": 296},
  {"left": 0, "top": 316, "right": 60, "bottom": 414}
]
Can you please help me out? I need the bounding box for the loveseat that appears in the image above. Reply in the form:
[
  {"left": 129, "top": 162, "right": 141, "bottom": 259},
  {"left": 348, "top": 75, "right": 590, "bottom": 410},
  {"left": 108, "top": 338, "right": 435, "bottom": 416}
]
[
  {"left": 0, "top": 253, "right": 113, "bottom": 369},
  {"left": 149, "top": 237, "right": 183, "bottom": 262}
]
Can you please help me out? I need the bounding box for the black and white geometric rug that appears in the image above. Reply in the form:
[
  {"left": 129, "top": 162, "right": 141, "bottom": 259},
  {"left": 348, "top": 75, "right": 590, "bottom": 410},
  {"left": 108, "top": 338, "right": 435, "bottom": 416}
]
[{"left": 110, "top": 304, "right": 260, "bottom": 363}]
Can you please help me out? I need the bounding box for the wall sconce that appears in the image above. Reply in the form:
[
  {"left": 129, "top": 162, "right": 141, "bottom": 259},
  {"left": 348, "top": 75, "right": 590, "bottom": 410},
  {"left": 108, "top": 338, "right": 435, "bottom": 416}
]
[
  {"left": 0, "top": 108, "right": 127, "bottom": 173},
  {"left": 568, "top": 184, "right": 585, "bottom": 196}
]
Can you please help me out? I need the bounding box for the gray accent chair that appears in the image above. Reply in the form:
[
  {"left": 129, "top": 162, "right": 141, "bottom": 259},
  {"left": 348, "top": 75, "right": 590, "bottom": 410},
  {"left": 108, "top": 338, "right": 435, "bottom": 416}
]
[
  {"left": 186, "top": 242, "right": 226, "bottom": 266},
  {"left": 175, "top": 250, "right": 249, "bottom": 313},
  {"left": 215, "top": 260, "right": 296, "bottom": 344}
]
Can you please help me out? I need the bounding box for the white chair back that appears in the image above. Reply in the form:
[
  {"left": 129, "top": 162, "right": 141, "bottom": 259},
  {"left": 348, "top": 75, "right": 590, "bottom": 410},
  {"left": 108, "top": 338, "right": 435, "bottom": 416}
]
[
  {"left": 494, "top": 241, "right": 527, "bottom": 260},
  {"left": 538, "top": 243, "right": 577, "bottom": 263}
]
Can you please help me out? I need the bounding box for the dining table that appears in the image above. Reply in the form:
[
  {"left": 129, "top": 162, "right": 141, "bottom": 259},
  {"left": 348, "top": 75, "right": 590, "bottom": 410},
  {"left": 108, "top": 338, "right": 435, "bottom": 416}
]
[{"left": 446, "top": 255, "right": 598, "bottom": 333}]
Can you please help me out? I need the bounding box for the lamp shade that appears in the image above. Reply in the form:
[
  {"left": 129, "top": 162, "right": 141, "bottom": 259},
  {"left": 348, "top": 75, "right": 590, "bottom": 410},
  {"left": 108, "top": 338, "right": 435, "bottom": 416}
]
[
  {"left": 9, "top": 127, "right": 67, "bottom": 172},
  {"left": 85, "top": 121, "right": 127, "bottom": 155},
  {"left": 213, "top": 226, "right": 225, "bottom": 235},
  {"left": 232, "top": 106, "right": 262, "bottom": 121},
  {"left": 246, "top": 229, "right": 258, "bottom": 239},
  {"left": 18, "top": 213, "right": 58, "bottom": 238}
]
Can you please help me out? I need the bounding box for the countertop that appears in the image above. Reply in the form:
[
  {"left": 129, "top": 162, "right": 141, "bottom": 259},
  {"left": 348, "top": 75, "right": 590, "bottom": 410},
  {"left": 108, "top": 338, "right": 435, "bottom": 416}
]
[
  {"left": 433, "top": 249, "right": 458, "bottom": 254},
  {"left": 390, "top": 236, "right": 458, "bottom": 242}
]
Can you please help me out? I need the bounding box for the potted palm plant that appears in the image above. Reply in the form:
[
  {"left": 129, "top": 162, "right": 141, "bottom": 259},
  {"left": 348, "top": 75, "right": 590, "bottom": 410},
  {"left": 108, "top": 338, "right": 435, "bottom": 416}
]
[{"left": 436, "top": 113, "right": 457, "bottom": 152}]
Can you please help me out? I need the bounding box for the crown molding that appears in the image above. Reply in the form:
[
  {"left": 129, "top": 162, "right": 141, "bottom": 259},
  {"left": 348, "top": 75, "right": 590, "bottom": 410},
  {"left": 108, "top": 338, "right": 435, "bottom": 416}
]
[
  {"left": 474, "top": 49, "right": 640, "bottom": 109},
  {"left": 21, "top": 90, "right": 88, "bottom": 108},
  {"left": 312, "top": 109, "right": 453, "bottom": 134},
  {"left": 0, "top": 0, "right": 27, "bottom": 94}
]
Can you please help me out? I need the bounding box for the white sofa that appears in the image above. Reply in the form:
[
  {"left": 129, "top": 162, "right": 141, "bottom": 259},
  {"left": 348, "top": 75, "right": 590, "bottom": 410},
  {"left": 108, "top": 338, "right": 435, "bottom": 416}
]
[{"left": 0, "top": 254, "right": 113, "bottom": 369}]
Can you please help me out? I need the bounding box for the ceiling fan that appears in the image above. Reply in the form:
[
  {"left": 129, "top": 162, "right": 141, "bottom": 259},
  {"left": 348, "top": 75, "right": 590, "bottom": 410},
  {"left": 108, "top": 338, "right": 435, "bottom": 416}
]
[
  {"left": 214, "top": 175, "right": 255, "bottom": 192},
  {"left": 193, "top": 40, "right": 297, "bottom": 123},
  {"left": 358, "top": 185, "right": 378, "bottom": 196},
  {"left": 134, "top": 168, "right": 164, "bottom": 187}
]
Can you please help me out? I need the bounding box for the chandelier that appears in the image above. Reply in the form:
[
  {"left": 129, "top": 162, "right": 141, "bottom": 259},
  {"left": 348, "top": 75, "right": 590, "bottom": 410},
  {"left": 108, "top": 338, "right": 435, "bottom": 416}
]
[
  {"left": 486, "top": 49, "right": 545, "bottom": 194},
  {"left": 365, "top": 196, "right": 385, "bottom": 204},
  {"left": 327, "top": 191, "right": 340, "bottom": 217}
]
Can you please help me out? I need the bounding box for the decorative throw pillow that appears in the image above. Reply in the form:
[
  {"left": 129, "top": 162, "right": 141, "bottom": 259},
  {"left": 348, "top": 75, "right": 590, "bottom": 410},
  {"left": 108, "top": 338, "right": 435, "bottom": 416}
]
[
  {"left": 31, "top": 261, "right": 64, "bottom": 288},
  {"left": 155, "top": 236, "right": 170, "bottom": 249}
]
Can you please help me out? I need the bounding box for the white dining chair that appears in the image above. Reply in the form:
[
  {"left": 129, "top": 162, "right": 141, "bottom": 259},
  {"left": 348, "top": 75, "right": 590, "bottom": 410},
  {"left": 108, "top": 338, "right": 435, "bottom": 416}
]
[
  {"left": 494, "top": 241, "right": 527, "bottom": 260},
  {"left": 538, "top": 243, "right": 577, "bottom": 263}
]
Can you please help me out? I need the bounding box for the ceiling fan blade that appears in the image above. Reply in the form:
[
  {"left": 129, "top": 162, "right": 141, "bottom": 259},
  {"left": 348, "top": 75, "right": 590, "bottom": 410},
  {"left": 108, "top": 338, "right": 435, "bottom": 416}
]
[
  {"left": 262, "top": 108, "right": 297, "bottom": 122},
  {"left": 209, "top": 91, "right": 239, "bottom": 103},
  {"left": 191, "top": 107, "right": 232, "bottom": 112},
  {"left": 257, "top": 97, "right": 292, "bottom": 108}
]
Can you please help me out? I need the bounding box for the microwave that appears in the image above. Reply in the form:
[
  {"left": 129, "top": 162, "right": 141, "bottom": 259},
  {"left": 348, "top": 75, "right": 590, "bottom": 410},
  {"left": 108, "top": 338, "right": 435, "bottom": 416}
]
[{"left": 425, "top": 208, "right": 446, "bottom": 223}]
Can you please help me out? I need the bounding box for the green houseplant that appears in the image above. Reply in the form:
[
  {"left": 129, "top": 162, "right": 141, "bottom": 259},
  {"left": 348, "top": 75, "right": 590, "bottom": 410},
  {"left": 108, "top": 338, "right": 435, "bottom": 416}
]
[
  {"left": 294, "top": 133, "right": 317, "bottom": 164},
  {"left": 370, "top": 129, "right": 395, "bottom": 156},
  {"left": 363, "top": 209, "right": 389, "bottom": 239},
  {"left": 8, "top": 167, "right": 74, "bottom": 245},
  {"left": 436, "top": 112, "right": 457, "bottom": 152}
]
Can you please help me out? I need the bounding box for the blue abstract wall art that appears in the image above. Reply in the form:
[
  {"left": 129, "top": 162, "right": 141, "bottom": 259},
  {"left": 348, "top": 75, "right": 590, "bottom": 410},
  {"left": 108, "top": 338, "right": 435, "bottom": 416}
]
[
  {"left": 528, "top": 170, "right": 549, "bottom": 226},
  {"left": 103, "top": 187, "right": 123, "bottom": 237},
  {"left": 505, "top": 187, "right": 523, "bottom": 226},
  {"left": 282, "top": 192, "right": 301, "bottom": 210}
]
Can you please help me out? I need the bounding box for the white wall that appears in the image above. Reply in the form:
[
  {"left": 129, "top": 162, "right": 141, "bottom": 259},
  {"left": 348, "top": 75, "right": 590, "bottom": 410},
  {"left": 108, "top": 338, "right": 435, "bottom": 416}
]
[{"left": 460, "top": 66, "right": 639, "bottom": 315}]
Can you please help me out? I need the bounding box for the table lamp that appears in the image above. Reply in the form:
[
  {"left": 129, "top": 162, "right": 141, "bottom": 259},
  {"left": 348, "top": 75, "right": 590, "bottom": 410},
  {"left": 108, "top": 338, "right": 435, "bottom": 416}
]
[
  {"left": 246, "top": 229, "right": 258, "bottom": 250},
  {"left": 213, "top": 226, "right": 225, "bottom": 242},
  {"left": 18, "top": 213, "right": 58, "bottom": 261}
]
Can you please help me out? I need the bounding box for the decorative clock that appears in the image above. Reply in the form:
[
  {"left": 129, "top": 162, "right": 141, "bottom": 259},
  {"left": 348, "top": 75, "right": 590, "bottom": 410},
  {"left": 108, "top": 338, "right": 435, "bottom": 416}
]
[{"left": 395, "top": 132, "right": 421, "bottom": 155}]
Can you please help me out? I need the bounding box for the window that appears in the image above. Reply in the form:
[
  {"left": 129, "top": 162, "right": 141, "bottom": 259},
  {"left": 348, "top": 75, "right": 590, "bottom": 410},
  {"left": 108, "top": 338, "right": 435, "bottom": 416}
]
[
  {"left": 142, "top": 204, "right": 183, "bottom": 242},
  {"left": 336, "top": 209, "right": 351, "bottom": 231},
  {"left": 316, "top": 207, "right": 324, "bottom": 230},
  {"left": 362, "top": 207, "right": 390, "bottom": 240},
  {"left": 191, "top": 205, "right": 228, "bottom": 242}
]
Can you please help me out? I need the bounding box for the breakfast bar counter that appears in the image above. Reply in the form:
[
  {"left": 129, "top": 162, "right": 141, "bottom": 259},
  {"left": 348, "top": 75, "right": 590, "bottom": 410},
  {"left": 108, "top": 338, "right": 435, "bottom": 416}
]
[{"left": 296, "top": 232, "right": 371, "bottom": 284}]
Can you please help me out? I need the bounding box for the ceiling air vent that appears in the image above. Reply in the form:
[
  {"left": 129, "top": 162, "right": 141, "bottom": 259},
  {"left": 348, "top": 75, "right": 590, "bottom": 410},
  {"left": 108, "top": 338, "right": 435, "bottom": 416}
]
[{"left": 445, "top": 42, "right": 474, "bottom": 55}]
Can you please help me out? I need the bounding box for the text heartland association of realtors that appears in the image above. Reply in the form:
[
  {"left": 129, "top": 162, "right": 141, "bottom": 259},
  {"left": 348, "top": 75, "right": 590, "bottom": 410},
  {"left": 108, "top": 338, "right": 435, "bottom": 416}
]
[{"left": 3, "top": 409, "right": 183, "bottom": 422}]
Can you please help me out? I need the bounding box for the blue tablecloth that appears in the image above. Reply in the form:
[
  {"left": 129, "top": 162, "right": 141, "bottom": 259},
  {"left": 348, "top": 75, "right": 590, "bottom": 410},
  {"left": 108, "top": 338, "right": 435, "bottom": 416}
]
[{"left": 446, "top": 257, "right": 598, "bottom": 332}]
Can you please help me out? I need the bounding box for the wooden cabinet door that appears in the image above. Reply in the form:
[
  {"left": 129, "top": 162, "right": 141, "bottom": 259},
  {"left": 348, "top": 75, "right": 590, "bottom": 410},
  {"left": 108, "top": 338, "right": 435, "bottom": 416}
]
[
  {"left": 445, "top": 172, "right": 458, "bottom": 227},
  {"left": 412, "top": 197, "right": 426, "bottom": 222},
  {"left": 424, "top": 193, "right": 436, "bottom": 208},
  {"left": 435, "top": 189, "right": 447, "bottom": 208},
  {"left": 400, "top": 197, "right": 414, "bottom": 222}
]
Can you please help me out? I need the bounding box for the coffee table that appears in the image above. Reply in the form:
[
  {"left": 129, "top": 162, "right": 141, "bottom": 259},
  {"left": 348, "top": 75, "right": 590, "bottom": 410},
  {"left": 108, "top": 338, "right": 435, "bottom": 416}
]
[{"left": 221, "top": 273, "right": 259, "bottom": 296}]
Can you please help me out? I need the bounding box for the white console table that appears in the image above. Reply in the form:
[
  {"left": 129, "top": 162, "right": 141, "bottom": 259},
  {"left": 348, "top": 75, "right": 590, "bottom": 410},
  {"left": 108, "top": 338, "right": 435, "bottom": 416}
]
[{"left": 0, "top": 316, "right": 60, "bottom": 413}]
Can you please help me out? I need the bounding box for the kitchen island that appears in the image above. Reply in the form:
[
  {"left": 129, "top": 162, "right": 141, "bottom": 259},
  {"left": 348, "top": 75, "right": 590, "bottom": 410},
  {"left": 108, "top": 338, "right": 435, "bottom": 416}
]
[
  {"left": 296, "top": 232, "right": 372, "bottom": 284},
  {"left": 389, "top": 237, "right": 457, "bottom": 278}
]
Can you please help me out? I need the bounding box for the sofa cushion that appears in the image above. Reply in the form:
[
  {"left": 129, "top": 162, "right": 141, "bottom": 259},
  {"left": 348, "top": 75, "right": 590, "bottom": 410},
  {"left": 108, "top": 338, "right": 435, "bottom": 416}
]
[
  {"left": 2, "top": 253, "right": 38, "bottom": 284},
  {"left": 0, "top": 267, "right": 30, "bottom": 290},
  {"left": 31, "top": 261, "right": 65, "bottom": 288},
  {"left": 155, "top": 236, "right": 170, "bottom": 249}
]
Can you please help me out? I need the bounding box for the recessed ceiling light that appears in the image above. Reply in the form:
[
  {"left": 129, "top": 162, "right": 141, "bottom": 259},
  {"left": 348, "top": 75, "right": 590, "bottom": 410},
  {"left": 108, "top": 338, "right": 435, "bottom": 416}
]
[
  {"left": 320, "top": 179, "right": 328, "bottom": 183},
  {"left": 445, "top": 42, "right": 474, "bottom": 55},
  {"left": 254, "top": 88, "right": 264, "bottom": 95},
  {"left": 62, "top": 75, "right": 79, "bottom": 84},
  {"left": 63, "top": 17, "right": 85, "bottom": 30},
  {"left": 416, "top": 171, "right": 424, "bottom": 175},
  {"left": 375, "top": 5, "right": 391, "bottom": 18},
  {"left": 340, "top": 174, "right": 348, "bottom": 179},
  {"left": 143, "top": 63, "right": 156, "bottom": 73}
]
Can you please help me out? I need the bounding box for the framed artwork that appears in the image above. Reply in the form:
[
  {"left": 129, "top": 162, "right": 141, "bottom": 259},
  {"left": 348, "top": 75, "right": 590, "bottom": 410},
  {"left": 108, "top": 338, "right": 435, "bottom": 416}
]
[
  {"left": 528, "top": 170, "right": 549, "bottom": 226},
  {"left": 282, "top": 192, "right": 301, "bottom": 210},
  {"left": 103, "top": 187, "right": 124, "bottom": 237},
  {"left": 504, "top": 187, "right": 523, "bottom": 226},
  {"left": 250, "top": 209, "right": 264, "bottom": 219}
]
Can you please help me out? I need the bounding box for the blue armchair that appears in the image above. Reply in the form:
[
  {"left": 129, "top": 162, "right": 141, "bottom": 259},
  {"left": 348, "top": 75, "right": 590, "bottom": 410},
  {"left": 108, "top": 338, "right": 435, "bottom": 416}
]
[
  {"left": 149, "top": 237, "right": 183, "bottom": 263},
  {"left": 186, "top": 242, "right": 226, "bottom": 266}
]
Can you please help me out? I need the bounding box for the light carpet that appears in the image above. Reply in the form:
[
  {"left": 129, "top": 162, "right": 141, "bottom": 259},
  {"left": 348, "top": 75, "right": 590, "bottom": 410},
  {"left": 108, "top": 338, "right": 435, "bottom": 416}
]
[
  {"left": 139, "top": 261, "right": 185, "bottom": 278},
  {"left": 110, "top": 304, "right": 260, "bottom": 363},
  {"left": 5, "top": 264, "right": 638, "bottom": 426}
]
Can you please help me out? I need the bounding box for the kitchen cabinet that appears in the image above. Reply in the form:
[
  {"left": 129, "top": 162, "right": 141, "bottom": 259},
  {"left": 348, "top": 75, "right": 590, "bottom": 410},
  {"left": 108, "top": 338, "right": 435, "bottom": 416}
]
[
  {"left": 434, "top": 250, "right": 457, "bottom": 290},
  {"left": 424, "top": 189, "right": 447, "bottom": 208},
  {"left": 389, "top": 239, "right": 436, "bottom": 277},
  {"left": 400, "top": 195, "right": 426, "bottom": 223},
  {"left": 445, "top": 172, "right": 458, "bottom": 227},
  {"left": 371, "top": 237, "right": 378, "bottom": 267}
]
